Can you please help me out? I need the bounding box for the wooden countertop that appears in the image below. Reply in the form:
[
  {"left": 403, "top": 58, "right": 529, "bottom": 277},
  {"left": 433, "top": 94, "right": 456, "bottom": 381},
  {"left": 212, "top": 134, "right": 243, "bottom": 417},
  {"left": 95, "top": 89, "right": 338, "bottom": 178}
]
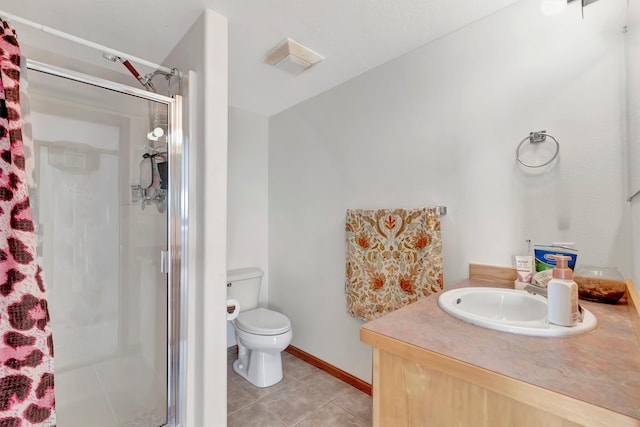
[{"left": 361, "top": 278, "right": 640, "bottom": 425}]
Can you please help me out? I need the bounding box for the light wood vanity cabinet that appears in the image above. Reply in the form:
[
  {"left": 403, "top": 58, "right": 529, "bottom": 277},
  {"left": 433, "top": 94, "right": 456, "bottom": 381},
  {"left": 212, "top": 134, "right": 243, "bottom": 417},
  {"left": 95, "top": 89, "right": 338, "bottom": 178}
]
[{"left": 360, "top": 267, "right": 640, "bottom": 427}]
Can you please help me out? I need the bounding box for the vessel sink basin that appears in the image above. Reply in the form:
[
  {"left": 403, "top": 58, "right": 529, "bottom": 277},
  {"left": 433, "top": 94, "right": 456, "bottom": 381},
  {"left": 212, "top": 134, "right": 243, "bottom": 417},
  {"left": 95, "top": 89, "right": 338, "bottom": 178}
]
[{"left": 437, "top": 287, "right": 597, "bottom": 337}]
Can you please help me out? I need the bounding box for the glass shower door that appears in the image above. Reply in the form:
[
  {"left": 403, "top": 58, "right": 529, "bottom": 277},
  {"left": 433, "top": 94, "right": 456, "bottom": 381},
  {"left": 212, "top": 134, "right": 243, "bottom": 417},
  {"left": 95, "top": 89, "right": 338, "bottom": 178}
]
[{"left": 27, "top": 67, "right": 172, "bottom": 427}]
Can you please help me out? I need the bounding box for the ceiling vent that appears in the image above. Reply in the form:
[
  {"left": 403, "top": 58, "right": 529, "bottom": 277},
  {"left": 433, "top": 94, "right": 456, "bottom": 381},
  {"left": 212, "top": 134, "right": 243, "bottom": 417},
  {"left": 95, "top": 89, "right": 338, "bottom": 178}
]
[{"left": 264, "top": 38, "right": 324, "bottom": 76}]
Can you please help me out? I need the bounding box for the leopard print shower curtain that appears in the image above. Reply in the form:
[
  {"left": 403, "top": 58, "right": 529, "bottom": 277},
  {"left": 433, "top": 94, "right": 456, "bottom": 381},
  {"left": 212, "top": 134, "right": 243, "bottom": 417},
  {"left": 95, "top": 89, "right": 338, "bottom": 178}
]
[{"left": 0, "top": 18, "right": 56, "bottom": 427}]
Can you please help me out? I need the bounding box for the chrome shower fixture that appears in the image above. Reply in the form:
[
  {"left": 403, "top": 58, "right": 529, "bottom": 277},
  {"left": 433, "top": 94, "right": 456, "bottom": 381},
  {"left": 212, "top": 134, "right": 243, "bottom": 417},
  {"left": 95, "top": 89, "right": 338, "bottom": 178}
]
[
  {"left": 131, "top": 150, "right": 168, "bottom": 213},
  {"left": 102, "top": 53, "right": 119, "bottom": 62},
  {"left": 101, "top": 52, "right": 177, "bottom": 93},
  {"left": 100, "top": 51, "right": 176, "bottom": 213},
  {"left": 102, "top": 52, "right": 175, "bottom": 149}
]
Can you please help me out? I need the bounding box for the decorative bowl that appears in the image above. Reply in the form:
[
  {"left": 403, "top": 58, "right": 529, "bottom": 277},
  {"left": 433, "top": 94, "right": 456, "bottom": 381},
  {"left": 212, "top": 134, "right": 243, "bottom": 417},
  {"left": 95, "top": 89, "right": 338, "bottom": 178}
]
[{"left": 574, "top": 265, "right": 626, "bottom": 304}]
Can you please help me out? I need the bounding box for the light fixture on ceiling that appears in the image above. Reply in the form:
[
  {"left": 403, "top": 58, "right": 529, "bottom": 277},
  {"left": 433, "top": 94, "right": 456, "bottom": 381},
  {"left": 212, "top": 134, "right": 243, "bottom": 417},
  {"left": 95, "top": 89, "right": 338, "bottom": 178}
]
[
  {"left": 264, "top": 38, "right": 324, "bottom": 76},
  {"left": 541, "top": 0, "right": 600, "bottom": 16}
]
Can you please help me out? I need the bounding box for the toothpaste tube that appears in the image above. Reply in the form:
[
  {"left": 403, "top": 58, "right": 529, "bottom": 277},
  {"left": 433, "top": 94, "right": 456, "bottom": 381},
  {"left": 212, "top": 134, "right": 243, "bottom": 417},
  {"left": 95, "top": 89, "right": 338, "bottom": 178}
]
[{"left": 515, "top": 255, "right": 533, "bottom": 284}]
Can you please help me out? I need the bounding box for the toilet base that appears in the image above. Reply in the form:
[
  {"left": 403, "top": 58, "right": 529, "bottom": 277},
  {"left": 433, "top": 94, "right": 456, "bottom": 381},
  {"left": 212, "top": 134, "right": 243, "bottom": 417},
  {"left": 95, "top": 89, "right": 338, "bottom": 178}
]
[{"left": 233, "top": 344, "right": 284, "bottom": 388}]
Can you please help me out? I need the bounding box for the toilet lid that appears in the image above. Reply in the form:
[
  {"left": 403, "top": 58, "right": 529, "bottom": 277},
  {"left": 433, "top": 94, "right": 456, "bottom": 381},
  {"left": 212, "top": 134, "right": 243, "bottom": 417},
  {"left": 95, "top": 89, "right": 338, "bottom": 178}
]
[{"left": 235, "top": 308, "right": 291, "bottom": 336}]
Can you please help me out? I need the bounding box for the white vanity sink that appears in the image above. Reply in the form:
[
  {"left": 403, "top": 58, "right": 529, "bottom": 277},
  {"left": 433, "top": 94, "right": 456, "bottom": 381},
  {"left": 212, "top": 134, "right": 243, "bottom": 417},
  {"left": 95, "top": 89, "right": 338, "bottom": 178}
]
[{"left": 437, "top": 287, "right": 597, "bottom": 337}]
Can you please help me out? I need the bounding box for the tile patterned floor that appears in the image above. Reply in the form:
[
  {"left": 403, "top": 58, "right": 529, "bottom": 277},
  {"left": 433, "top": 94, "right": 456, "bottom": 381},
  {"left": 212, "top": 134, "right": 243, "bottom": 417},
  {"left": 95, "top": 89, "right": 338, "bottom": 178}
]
[{"left": 227, "top": 348, "right": 373, "bottom": 427}]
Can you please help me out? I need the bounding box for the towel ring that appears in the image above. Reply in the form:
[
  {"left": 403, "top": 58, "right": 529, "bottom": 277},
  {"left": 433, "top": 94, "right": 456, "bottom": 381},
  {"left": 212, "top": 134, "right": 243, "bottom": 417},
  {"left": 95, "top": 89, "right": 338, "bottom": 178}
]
[{"left": 516, "top": 130, "right": 559, "bottom": 168}]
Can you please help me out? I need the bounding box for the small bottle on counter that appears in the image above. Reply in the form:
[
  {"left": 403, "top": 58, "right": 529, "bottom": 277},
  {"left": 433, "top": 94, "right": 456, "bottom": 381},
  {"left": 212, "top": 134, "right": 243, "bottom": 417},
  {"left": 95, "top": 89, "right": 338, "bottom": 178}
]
[
  {"left": 547, "top": 255, "right": 579, "bottom": 327},
  {"left": 514, "top": 255, "right": 533, "bottom": 290}
]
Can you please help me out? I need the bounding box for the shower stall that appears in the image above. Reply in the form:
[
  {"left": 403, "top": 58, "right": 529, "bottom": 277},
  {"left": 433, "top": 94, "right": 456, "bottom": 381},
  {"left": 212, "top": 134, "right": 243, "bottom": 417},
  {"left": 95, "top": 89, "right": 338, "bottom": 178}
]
[{"left": 26, "top": 60, "right": 185, "bottom": 427}]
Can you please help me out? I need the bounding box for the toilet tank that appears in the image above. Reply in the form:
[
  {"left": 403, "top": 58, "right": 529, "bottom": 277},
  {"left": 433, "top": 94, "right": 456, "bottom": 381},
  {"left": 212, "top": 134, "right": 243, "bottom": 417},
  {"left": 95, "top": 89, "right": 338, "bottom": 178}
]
[{"left": 227, "top": 267, "right": 263, "bottom": 312}]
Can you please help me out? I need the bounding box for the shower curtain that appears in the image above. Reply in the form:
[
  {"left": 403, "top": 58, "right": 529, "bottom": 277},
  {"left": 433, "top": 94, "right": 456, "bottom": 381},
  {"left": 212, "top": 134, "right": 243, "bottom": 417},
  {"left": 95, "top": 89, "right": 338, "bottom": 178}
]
[{"left": 0, "top": 19, "right": 56, "bottom": 427}]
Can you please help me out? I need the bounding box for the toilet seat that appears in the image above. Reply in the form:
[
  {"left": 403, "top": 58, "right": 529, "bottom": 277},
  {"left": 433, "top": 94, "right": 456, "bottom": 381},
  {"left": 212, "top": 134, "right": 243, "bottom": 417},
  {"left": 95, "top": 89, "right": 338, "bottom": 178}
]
[{"left": 235, "top": 308, "right": 291, "bottom": 336}]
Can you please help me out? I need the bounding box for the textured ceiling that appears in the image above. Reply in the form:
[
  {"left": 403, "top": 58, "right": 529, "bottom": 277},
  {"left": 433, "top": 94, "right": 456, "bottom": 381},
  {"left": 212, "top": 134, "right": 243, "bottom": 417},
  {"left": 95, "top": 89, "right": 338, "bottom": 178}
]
[{"left": 0, "top": 0, "right": 521, "bottom": 116}]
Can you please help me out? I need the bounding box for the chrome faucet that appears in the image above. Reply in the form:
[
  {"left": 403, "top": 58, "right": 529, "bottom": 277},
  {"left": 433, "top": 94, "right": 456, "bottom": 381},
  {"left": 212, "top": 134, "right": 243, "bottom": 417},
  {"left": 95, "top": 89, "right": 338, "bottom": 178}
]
[
  {"left": 140, "top": 187, "right": 167, "bottom": 213},
  {"left": 524, "top": 283, "right": 547, "bottom": 298}
]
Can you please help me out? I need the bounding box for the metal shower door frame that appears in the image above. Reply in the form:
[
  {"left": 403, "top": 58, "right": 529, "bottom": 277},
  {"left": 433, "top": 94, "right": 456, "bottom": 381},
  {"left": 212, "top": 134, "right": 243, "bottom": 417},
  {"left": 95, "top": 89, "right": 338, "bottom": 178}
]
[{"left": 25, "top": 59, "right": 186, "bottom": 427}]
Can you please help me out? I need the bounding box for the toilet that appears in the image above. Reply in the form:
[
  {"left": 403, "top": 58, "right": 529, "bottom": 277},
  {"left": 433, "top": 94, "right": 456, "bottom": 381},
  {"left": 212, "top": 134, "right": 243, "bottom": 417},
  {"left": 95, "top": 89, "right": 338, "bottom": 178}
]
[{"left": 227, "top": 267, "right": 292, "bottom": 387}]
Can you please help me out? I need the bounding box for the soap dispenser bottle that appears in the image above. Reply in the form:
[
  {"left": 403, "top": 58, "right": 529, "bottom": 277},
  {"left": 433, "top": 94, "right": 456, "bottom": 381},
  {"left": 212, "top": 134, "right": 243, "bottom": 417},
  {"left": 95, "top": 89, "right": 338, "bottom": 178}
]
[{"left": 547, "top": 255, "right": 579, "bottom": 327}]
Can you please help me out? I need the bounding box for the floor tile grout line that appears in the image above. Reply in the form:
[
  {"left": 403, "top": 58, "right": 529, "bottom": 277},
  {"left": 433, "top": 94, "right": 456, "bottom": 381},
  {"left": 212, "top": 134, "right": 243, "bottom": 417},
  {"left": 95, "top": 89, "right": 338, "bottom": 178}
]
[
  {"left": 257, "top": 378, "right": 336, "bottom": 427},
  {"left": 328, "top": 383, "right": 373, "bottom": 424},
  {"left": 288, "top": 400, "right": 334, "bottom": 427},
  {"left": 92, "top": 364, "right": 119, "bottom": 424},
  {"left": 329, "top": 389, "right": 370, "bottom": 424},
  {"left": 227, "top": 398, "right": 256, "bottom": 417},
  {"left": 332, "top": 399, "right": 371, "bottom": 425}
]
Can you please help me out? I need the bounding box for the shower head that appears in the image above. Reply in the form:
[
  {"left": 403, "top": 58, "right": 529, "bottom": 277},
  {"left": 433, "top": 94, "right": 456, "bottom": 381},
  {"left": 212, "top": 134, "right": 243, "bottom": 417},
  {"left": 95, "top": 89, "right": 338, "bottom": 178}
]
[
  {"left": 102, "top": 52, "right": 120, "bottom": 62},
  {"left": 103, "top": 52, "right": 145, "bottom": 85}
]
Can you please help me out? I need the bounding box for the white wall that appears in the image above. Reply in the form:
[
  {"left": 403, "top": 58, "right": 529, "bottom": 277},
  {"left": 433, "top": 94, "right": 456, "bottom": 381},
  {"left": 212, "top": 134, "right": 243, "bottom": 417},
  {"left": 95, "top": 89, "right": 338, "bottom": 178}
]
[
  {"left": 268, "top": 0, "right": 629, "bottom": 383},
  {"left": 627, "top": 0, "right": 640, "bottom": 288},
  {"left": 227, "top": 106, "right": 269, "bottom": 346},
  {"left": 163, "top": 9, "right": 229, "bottom": 427}
]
